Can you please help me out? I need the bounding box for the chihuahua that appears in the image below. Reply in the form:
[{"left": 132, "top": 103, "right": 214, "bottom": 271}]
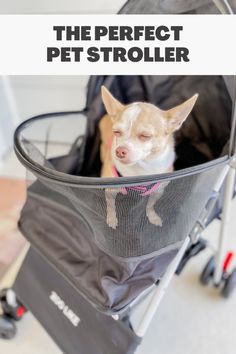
[{"left": 100, "top": 86, "right": 198, "bottom": 229}]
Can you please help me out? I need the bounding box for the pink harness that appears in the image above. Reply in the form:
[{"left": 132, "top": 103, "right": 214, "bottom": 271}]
[
  {"left": 108, "top": 138, "right": 172, "bottom": 196},
  {"left": 111, "top": 165, "right": 162, "bottom": 196}
]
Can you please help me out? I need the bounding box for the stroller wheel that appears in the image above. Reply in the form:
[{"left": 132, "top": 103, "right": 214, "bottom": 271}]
[
  {"left": 0, "top": 289, "right": 26, "bottom": 321},
  {"left": 221, "top": 268, "right": 236, "bottom": 299},
  {"left": 0, "top": 315, "right": 16, "bottom": 339},
  {"left": 200, "top": 256, "right": 215, "bottom": 285}
]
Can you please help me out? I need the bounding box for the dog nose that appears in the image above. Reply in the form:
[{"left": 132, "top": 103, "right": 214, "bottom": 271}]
[{"left": 116, "top": 147, "right": 128, "bottom": 159}]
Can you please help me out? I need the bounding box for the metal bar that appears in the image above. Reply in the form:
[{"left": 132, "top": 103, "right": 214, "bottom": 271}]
[
  {"left": 213, "top": 2, "right": 236, "bottom": 157},
  {"left": 214, "top": 165, "right": 230, "bottom": 192},
  {"left": 229, "top": 77, "right": 236, "bottom": 157},
  {"left": 214, "top": 164, "right": 236, "bottom": 285},
  {"left": 135, "top": 237, "right": 190, "bottom": 337},
  {"left": 133, "top": 163, "right": 230, "bottom": 336},
  {"left": 212, "top": 0, "right": 234, "bottom": 14},
  {"left": 0, "top": 244, "right": 29, "bottom": 289},
  {"left": 212, "top": 0, "right": 236, "bottom": 156},
  {"left": 189, "top": 164, "right": 229, "bottom": 243}
]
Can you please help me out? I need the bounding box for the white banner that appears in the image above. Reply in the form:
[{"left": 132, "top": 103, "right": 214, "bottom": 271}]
[{"left": 0, "top": 14, "right": 235, "bottom": 74}]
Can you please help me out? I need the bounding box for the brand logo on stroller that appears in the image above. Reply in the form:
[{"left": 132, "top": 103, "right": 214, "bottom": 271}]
[{"left": 49, "top": 291, "right": 80, "bottom": 327}]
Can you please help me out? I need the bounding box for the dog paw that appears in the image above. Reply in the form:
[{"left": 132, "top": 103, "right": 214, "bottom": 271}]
[
  {"left": 107, "top": 215, "right": 118, "bottom": 229},
  {"left": 147, "top": 211, "right": 163, "bottom": 227}
]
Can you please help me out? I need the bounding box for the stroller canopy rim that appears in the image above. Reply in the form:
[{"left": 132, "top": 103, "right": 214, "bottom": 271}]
[{"left": 14, "top": 111, "right": 230, "bottom": 189}]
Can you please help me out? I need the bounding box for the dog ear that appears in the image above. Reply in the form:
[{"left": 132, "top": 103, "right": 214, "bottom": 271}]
[
  {"left": 101, "top": 86, "right": 124, "bottom": 119},
  {"left": 165, "top": 94, "right": 198, "bottom": 133}
]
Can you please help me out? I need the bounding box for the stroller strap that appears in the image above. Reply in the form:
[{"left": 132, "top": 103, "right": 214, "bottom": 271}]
[{"left": 111, "top": 165, "right": 170, "bottom": 196}]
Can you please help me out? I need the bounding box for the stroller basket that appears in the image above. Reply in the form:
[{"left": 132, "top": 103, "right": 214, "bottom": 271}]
[{"left": 14, "top": 75, "right": 235, "bottom": 314}]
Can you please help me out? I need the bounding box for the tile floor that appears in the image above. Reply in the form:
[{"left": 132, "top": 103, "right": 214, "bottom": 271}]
[{"left": 0, "top": 151, "right": 236, "bottom": 354}]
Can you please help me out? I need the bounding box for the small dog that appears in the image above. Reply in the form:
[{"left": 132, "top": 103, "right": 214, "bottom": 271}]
[{"left": 100, "top": 86, "right": 198, "bottom": 229}]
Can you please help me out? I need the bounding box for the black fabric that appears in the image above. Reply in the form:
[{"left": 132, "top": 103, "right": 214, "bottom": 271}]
[
  {"left": 17, "top": 160, "right": 227, "bottom": 313},
  {"left": 18, "top": 180, "right": 181, "bottom": 313},
  {"left": 49, "top": 135, "right": 86, "bottom": 175},
  {"left": 13, "top": 248, "right": 141, "bottom": 354}
]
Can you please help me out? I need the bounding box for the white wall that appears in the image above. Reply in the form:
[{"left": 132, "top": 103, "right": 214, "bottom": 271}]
[
  {"left": 0, "top": 75, "right": 90, "bottom": 175},
  {"left": 0, "top": 75, "right": 89, "bottom": 165},
  {"left": 9, "top": 76, "right": 89, "bottom": 120},
  {"left": 0, "top": 77, "right": 19, "bottom": 160}
]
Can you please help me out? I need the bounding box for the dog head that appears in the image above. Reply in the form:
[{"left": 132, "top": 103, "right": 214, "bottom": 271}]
[{"left": 101, "top": 86, "right": 198, "bottom": 166}]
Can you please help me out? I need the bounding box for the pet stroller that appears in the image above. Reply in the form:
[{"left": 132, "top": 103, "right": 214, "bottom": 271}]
[{"left": 1, "top": 1, "right": 236, "bottom": 353}]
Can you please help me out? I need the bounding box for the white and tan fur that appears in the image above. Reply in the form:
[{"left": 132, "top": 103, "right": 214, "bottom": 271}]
[{"left": 100, "top": 86, "right": 198, "bottom": 229}]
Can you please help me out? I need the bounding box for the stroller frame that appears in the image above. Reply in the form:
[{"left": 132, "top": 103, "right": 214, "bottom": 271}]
[
  {"left": 1, "top": 82, "right": 235, "bottom": 351},
  {"left": 122, "top": 161, "right": 235, "bottom": 337}
]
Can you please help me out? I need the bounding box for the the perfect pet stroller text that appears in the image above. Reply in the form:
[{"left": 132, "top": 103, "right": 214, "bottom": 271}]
[{"left": 47, "top": 25, "right": 190, "bottom": 63}]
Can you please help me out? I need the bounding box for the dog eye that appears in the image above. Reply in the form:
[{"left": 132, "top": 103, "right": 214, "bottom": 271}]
[
  {"left": 113, "top": 130, "right": 122, "bottom": 137},
  {"left": 138, "top": 134, "right": 152, "bottom": 141}
]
